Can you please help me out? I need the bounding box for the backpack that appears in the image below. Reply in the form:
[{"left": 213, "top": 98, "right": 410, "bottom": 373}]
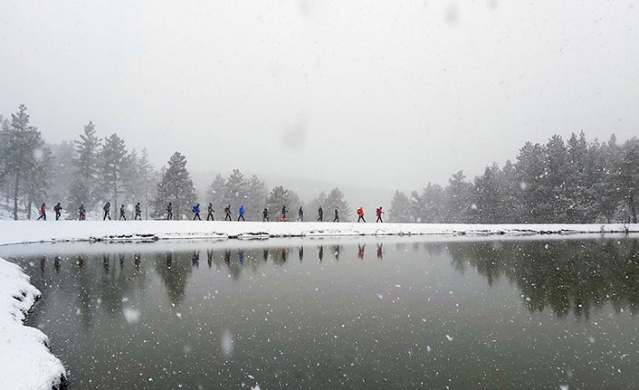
[{"left": 193, "top": 206, "right": 197, "bottom": 213}]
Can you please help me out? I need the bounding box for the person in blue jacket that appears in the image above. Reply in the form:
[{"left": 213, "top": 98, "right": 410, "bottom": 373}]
[
  {"left": 193, "top": 203, "right": 201, "bottom": 220},
  {"left": 238, "top": 205, "right": 246, "bottom": 221}
]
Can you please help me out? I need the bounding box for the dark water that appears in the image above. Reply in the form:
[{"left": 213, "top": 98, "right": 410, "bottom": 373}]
[{"left": 5, "top": 236, "right": 639, "bottom": 389}]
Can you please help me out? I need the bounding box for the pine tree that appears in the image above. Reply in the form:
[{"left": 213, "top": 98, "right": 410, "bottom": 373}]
[
  {"left": 421, "top": 183, "right": 445, "bottom": 223},
  {"left": 515, "top": 142, "right": 546, "bottom": 223},
  {"left": 472, "top": 163, "right": 502, "bottom": 224},
  {"left": 137, "top": 148, "right": 157, "bottom": 219},
  {"left": 617, "top": 137, "right": 639, "bottom": 223},
  {"left": 445, "top": 171, "right": 472, "bottom": 223},
  {"left": 101, "top": 133, "right": 129, "bottom": 213},
  {"left": 69, "top": 121, "right": 102, "bottom": 213},
  {"left": 325, "top": 187, "right": 351, "bottom": 222},
  {"left": 153, "top": 152, "right": 196, "bottom": 219},
  {"left": 306, "top": 191, "right": 328, "bottom": 221},
  {"left": 48, "top": 141, "right": 76, "bottom": 215},
  {"left": 389, "top": 191, "right": 412, "bottom": 222},
  {"left": 224, "top": 169, "right": 248, "bottom": 210},
  {"left": 266, "top": 186, "right": 292, "bottom": 220},
  {"left": 0, "top": 105, "right": 50, "bottom": 220},
  {"left": 206, "top": 174, "right": 226, "bottom": 210},
  {"left": 245, "top": 175, "right": 268, "bottom": 220}
]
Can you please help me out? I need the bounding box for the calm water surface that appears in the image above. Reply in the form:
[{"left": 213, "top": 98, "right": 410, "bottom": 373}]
[{"left": 4, "top": 237, "right": 639, "bottom": 389}]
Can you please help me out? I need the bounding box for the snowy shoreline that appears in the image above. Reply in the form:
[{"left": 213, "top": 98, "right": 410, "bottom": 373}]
[
  {"left": 0, "top": 220, "right": 638, "bottom": 247},
  {"left": 0, "top": 257, "right": 66, "bottom": 390},
  {"left": 0, "top": 220, "right": 637, "bottom": 390}
]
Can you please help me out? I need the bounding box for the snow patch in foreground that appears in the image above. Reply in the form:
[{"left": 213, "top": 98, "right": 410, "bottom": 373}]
[{"left": 0, "top": 256, "right": 66, "bottom": 389}]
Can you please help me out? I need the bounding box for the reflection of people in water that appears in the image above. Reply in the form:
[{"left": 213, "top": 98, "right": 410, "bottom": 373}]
[
  {"left": 263, "top": 249, "right": 269, "bottom": 262},
  {"left": 377, "top": 244, "right": 383, "bottom": 259},
  {"left": 318, "top": 246, "right": 324, "bottom": 261},
  {"left": 192, "top": 251, "right": 200, "bottom": 267},
  {"left": 76, "top": 255, "right": 85, "bottom": 268},
  {"left": 333, "top": 245, "right": 340, "bottom": 261},
  {"left": 40, "top": 256, "right": 46, "bottom": 273},
  {"left": 166, "top": 253, "right": 172, "bottom": 268},
  {"left": 358, "top": 244, "right": 365, "bottom": 260},
  {"left": 120, "top": 254, "right": 125, "bottom": 268},
  {"left": 298, "top": 247, "right": 304, "bottom": 261},
  {"left": 134, "top": 253, "right": 141, "bottom": 269},
  {"left": 54, "top": 256, "right": 61, "bottom": 273},
  {"left": 280, "top": 248, "right": 288, "bottom": 262},
  {"left": 238, "top": 250, "right": 244, "bottom": 264},
  {"left": 224, "top": 250, "right": 231, "bottom": 264},
  {"left": 207, "top": 250, "right": 214, "bottom": 267},
  {"left": 103, "top": 254, "right": 110, "bottom": 271}
]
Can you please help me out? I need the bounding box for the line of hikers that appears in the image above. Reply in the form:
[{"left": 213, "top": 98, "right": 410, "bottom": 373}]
[
  {"left": 36, "top": 201, "right": 385, "bottom": 222},
  {"left": 176, "top": 203, "right": 384, "bottom": 223}
]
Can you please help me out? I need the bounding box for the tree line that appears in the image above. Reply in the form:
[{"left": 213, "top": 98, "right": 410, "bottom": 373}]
[
  {"left": 390, "top": 132, "right": 639, "bottom": 224},
  {"left": 0, "top": 105, "right": 352, "bottom": 221}
]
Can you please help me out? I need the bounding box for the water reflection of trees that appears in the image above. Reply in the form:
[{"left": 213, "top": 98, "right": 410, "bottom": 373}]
[{"left": 448, "top": 239, "right": 639, "bottom": 319}]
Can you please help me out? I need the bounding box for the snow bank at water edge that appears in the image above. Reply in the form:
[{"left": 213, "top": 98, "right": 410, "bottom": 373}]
[
  {"left": 0, "top": 257, "right": 66, "bottom": 389},
  {"left": 0, "top": 220, "right": 637, "bottom": 246}
]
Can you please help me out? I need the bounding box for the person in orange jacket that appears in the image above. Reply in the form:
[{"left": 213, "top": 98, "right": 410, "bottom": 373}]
[{"left": 357, "top": 207, "right": 365, "bottom": 223}]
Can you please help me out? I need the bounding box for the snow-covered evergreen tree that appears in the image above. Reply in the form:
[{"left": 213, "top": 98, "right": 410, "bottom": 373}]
[
  {"left": 266, "top": 186, "right": 292, "bottom": 220},
  {"left": 137, "top": 148, "right": 158, "bottom": 219},
  {"left": 389, "top": 191, "right": 412, "bottom": 222},
  {"left": 444, "top": 171, "right": 472, "bottom": 223},
  {"left": 0, "top": 105, "right": 50, "bottom": 220},
  {"left": 100, "top": 133, "right": 129, "bottom": 213},
  {"left": 153, "top": 152, "right": 196, "bottom": 219},
  {"left": 69, "top": 121, "right": 102, "bottom": 214},
  {"left": 206, "top": 174, "right": 226, "bottom": 210},
  {"left": 325, "top": 187, "right": 351, "bottom": 222},
  {"left": 421, "top": 183, "right": 445, "bottom": 223}
]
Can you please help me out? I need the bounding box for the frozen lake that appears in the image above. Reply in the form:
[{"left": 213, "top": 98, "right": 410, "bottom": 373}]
[{"left": 4, "top": 236, "right": 639, "bottom": 389}]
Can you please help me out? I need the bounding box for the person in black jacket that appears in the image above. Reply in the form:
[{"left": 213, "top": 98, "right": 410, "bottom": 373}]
[
  {"left": 134, "top": 202, "right": 142, "bottom": 220},
  {"left": 207, "top": 203, "right": 215, "bottom": 221},
  {"left": 103, "top": 202, "right": 111, "bottom": 220},
  {"left": 54, "top": 202, "right": 62, "bottom": 221},
  {"left": 119, "top": 204, "right": 127, "bottom": 220},
  {"left": 166, "top": 202, "right": 173, "bottom": 220},
  {"left": 317, "top": 206, "right": 323, "bottom": 222}
]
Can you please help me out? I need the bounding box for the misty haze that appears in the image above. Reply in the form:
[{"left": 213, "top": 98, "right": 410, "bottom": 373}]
[{"left": 1, "top": 1, "right": 639, "bottom": 389}]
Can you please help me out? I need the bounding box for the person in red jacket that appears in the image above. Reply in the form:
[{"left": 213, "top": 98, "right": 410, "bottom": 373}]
[
  {"left": 376, "top": 207, "right": 384, "bottom": 223},
  {"left": 37, "top": 202, "right": 46, "bottom": 221},
  {"left": 357, "top": 207, "right": 365, "bottom": 223}
]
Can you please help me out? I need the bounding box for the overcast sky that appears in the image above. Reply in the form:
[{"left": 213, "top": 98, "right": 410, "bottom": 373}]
[{"left": 1, "top": 0, "right": 638, "bottom": 192}]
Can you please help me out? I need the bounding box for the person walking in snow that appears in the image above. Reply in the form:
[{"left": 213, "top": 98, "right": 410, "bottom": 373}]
[
  {"left": 134, "top": 202, "right": 142, "bottom": 220},
  {"left": 333, "top": 207, "right": 339, "bottom": 222},
  {"left": 281, "top": 205, "right": 288, "bottom": 222},
  {"left": 193, "top": 203, "right": 201, "bottom": 220},
  {"left": 37, "top": 202, "right": 46, "bottom": 221},
  {"left": 78, "top": 203, "right": 86, "bottom": 221},
  {"left": 262, "top": 207, "right": 269, "bottom": 222},
  {"left": 357, "top": 207, "right": 366, "bottom": 223},
  {"left": 317, "top": 206, "right": 323, "bottom": 222},
  {"left": 224, "top": 205, "right": 232, "bottom": 221},
  {"left": 297, "top": 207, "right": 303, "bottom": 222},
  {"left": 207, "top": 203, "right": 215, "bottom": 221},
  {"left": 376, "top": 207, "right": 384, "bottom": 223},
  {"left": 166, "top": 202, "right": 173, "bottom": 220},
  {"left": 54, "top": 202, "right": 62, "bottom": 221},
  {"left": 238, "top": 205, "right": 246, "bottom": 221},
  {"left": 119, "top": 204, "right": 127, "bottom": 220},
  {"left": 103, "top": 202, "right": 111, "bottom": 220}
]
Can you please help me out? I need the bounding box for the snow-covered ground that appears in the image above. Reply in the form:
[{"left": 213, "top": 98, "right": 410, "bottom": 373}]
[
  {"left": 0, "top": 220, "right": 637, "bottom": 247},
  {"left": 0, "top": 220, "right": 637, "bottom": 390},
  {"left": 0, "top": 257, "right": 66, "bottom": 389}
]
